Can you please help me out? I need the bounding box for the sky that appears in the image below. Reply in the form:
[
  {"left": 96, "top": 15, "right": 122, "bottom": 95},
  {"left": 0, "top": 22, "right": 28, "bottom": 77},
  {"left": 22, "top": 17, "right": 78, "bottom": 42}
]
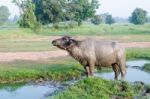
[
  {"left": 0, "top": 0, "right": 150, "bottom": 19},
  {"left": 96, "top": 0, "right": 150, "bottom": 18}
]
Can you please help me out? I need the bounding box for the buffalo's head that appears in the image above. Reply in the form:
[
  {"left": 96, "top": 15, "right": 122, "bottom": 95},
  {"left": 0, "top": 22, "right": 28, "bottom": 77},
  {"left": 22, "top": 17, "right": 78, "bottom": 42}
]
[{"left": 52, "top": 36, "right": 76, "bottom": 50}]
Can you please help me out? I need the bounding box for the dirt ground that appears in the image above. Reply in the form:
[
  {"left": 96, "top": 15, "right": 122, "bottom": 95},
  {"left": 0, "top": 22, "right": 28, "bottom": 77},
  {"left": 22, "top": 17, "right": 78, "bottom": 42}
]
[{"left": 0, "top": 42, "right": 150, "bottom": 62}]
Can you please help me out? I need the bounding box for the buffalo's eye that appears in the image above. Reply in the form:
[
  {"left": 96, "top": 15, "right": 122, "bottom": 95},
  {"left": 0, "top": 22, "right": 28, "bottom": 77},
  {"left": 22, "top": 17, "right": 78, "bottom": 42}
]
[{"left": 62, "top": 37, "right": 67, "bottom": 41}]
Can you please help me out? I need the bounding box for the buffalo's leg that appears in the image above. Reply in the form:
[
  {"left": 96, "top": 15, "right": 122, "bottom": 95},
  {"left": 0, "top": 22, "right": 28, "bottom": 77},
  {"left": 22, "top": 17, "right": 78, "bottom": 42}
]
[
  {"left": 89, "top": 66, "right": 94, "bottom": 76},
  {"left": 117, "top": 50, "right": 126, "bottom": 80},
  {"left": 89, "top": 61, "right": 95, "bottom": 76},
  {"left": 84, "top": 66, "right": 90, "bottom": 77},
  {"left": 118, "top": 61, "right": 126, "bottom": 80},
  {"left": 112, "top": 63, "right": 120, "bottom": 80}
]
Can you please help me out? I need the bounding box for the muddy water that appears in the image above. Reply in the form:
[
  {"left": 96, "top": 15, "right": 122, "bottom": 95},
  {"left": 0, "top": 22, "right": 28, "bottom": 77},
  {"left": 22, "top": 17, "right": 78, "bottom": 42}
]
[{"left": 95, "top": 60, "right": 150, "bottom": 84}]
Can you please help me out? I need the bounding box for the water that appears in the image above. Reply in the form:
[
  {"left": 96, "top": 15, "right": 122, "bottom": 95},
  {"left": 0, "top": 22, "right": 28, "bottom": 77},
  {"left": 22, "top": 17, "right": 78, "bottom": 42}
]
[
  {"left": 0, "top": 82, "right": 61, "bottom": 99},
  {"left": 126, "top": 59, "right": 150, "bottom": 67},
  {"left": 95, "top": 59, "right": 150, "bottom": 84}
]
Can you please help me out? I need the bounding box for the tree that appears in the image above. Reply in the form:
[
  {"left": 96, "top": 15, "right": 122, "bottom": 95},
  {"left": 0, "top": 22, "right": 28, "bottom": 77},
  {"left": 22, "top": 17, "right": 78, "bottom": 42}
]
[
  {"left": 13, "top": 0, "right": 40, "bottom": 30},
  {"left": 33, "top": 0, "right": 65, "bottom": 25},
  {"left": 129, "top": 8, "right": 147, "bottom": 24},
  {"left": 69, "top": 0, "right": 100, "bottom": 26},
  {"left": 91, "top": 15, "right": 102, "bottom": 25},
  {"left": 33, "top": 0, "right": 100, "bottom": 26},
  {"left": 105, "top": 14, "right": 115, "bottom": 24},
  {"left": 0, "top": 6, "right": 10, "bottom": 25}
]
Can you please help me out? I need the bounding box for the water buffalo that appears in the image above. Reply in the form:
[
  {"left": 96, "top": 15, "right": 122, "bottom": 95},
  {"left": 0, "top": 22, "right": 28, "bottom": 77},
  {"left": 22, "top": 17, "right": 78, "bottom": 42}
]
[{"left": 52, "top": 36, "right": 126, "bottom": 80}]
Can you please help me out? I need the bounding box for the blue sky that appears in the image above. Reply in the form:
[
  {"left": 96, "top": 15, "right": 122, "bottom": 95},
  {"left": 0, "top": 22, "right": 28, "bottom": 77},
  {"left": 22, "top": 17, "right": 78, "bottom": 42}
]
[{"left": 0, "top": 0, "right": 150, "bottom": 18}]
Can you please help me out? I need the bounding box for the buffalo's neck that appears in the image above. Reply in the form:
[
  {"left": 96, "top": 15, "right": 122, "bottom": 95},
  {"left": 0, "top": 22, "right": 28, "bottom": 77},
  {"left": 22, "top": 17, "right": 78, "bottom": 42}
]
[{"left": 67, "top": 45, "right": 83, "bottom": 62}]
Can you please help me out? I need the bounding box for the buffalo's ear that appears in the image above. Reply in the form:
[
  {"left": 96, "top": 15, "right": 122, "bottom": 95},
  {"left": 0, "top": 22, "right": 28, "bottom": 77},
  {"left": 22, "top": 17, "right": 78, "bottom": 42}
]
[
  {"left": 69, "top": 39, "right": 74, "bottom": 44},
  {"left": 64, "top": 36, "right": 71, "bottom": 39}
]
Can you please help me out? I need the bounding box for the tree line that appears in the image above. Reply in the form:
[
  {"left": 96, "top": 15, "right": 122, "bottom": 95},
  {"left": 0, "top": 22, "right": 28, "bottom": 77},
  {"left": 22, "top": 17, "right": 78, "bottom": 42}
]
[
  {"left": 0, "top": 0, "right": 150, "bottom": 29},
  {"left": 12, "top": 0, "right": 100, "bottom": 30}
]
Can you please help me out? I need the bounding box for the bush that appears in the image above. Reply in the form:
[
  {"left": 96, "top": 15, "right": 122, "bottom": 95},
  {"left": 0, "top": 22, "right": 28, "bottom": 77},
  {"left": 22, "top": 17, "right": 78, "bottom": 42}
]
[{"left": 91, "top": 15, "right": 102, "bottom": 25}]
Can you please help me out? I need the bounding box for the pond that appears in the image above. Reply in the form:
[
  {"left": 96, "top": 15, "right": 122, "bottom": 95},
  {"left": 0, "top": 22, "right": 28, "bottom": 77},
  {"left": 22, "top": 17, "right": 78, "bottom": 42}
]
[
  {"left": 95, "top": 59, "right": 150, "bottom": 84},
  {"left": 0, "top": 59, "right": 150, "bottom": 99},
  {"left": 0, "top": 82, "right": 63, "bottom": 99}
]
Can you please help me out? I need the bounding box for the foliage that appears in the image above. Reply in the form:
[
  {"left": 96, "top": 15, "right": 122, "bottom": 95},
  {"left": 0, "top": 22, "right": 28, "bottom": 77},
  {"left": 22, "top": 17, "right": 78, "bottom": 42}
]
[
  {"left": 69, "top": 0, "right": 100, "bottom": 26},
  {"left": 13, "top": 0, "right": 41, "bottom": 30},
  {"left": 0, "top": 6, "right": 10, "bottom": 25},
  {"left": 34, "top": 0, "right": 64, "bottom": 25},
  {"left": 33, "top": 0, "right": 100, "bottom": 26},
  {"left": 129, "top": 8, "right": 147, "bottom": 25},
  {"left": 105, "top": 14, "right": 115, "bottom": 24},
  {"left": 91, "top": 15, "right": 102, "bottom": 25}
]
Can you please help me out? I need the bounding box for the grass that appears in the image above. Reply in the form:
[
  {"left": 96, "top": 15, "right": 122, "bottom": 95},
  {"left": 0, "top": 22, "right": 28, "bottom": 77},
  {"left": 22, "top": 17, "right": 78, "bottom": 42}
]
[
  {"left": 1, "top": 35, "right": 150, "bottom": 52},
  {"left": 142, "top": 63, "right": 150, "bottom": 72},
  {"left": 51, "top": 77, "right": 135, "bottom": 99},
  {"left": 126, "top": 48, "right": 150, "bottom": 60},
  {"left": 0, "top": 39, "right": 57, "bottom": 52},
  {"left": 1, "top": 23, "right": 150, "bottom": 37},
  {"left": 0, "top": 23, "right": 150, "bottom": 52},
  {"left": 0, "top": 57, "right": 84, "bottom": 83},
  {"left": 37, "top": 23, "right": 150, "bottom": 36},
  {"left": 0, "top": 83, "right": 25, "bottom": 91}
]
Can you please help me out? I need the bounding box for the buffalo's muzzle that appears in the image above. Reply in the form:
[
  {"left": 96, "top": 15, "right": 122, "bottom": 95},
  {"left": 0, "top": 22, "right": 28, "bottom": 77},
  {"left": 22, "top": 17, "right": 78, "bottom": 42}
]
[{"left": 52, "top": 40, "right": 57, "bottom": 46}]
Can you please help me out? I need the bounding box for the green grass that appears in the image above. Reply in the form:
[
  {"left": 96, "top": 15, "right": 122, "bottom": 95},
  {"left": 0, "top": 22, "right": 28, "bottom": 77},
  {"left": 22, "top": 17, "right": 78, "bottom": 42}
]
[
  {"left": 0, "top": 39, "right": 57, "bottom": 52},
  {"left": 0, "top": 83, "right": 25, "bottom": 91},
  {"left": 126, "top": 48, "right": 150, "bottom": 60},
  {"left": 37, "top": 23, "right": 150, "bottom": 36},
  {"left": 51, "top": 77, "right": 134, "bottom": 99},
  {"left": 0, "top": 24, "right": 150, "bottom": 52},
  {"left": 142, "top": 63, "right": 150, "bottom": 72},
  {"left": 0, "top": 57, "right": 83, "bottom": 83},
  {"left": 0, "top": 23, "right": 150, "bottom": 37}
]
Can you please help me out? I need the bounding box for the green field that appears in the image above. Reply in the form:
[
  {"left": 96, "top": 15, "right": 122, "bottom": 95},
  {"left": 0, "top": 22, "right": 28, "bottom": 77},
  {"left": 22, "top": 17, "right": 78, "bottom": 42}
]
[
  {"left": 1, "top": 23, "right": 150, "bottom": 37},
  {"left": 0, "top": 24, "right": 150, "bottom": 52},
  {"left": 0, "top": 57, "right": 83, "bottom": 83}
]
